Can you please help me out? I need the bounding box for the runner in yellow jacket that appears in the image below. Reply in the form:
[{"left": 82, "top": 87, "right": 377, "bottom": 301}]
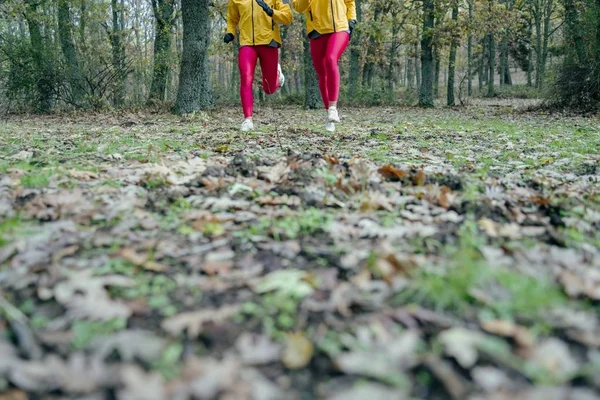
[
  {"left": 293, "top": 0, "right": 356, "bottom": 132},
  {"left": 225, "top": 0, "right": 293, "bottom": 131}
]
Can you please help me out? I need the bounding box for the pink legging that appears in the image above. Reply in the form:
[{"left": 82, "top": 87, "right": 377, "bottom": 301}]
[
  {"left": 310, "top": 32, "right": 350, "bottom": 109},
  {"left": 239, "top": 45, "right": 280, "bottom": 118}
]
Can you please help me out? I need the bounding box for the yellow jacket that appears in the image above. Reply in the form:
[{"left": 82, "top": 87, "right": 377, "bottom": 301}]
[
  {"left": 227, "top": 0, "right": 293, "bottom": 47},
  {"left": 293, "top": 0, "right": 356, "bottom": 35}
]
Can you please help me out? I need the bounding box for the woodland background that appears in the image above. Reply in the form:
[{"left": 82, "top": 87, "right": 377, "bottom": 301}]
[{"left": 1, "top": 0, "right": 599, "bottom": 114}]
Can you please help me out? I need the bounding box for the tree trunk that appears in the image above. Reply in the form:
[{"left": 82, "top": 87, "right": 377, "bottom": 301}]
[
  {"left": 596, "top": 0, "right": 600, "bottom": 67},
  {"left": 597, "top": 0, "right": 600, "bottom": 67},
  {"left": 25, "top": 0, "right": 53, "bottom": 112},
  {"left": 467, "top": 0, "right": 473, "bottom": 96},
  {"left": 79, "top": 0, "right": 86, "bottom": 48},
  {"left": 388, "top": 11, "right": 400, "bottom": 93},
  {"left": 562, "top": 0, "right": 587, "bottom": 65},
  {"left": 434, "top": 47, "right": 440, "bottom": 98},
  {"left": 304, "top": 27, "right": 321, "bottom": 109},
  {"left": 110, "top": 0, "right": 126, "bottom": 106},
  {"left": 447, "top": 2, "right": 458, "bottom": 106},
  {"left": 174, "top": 0, "right": 213, "bottom": 113},
  {"left": 527, "top": 21, "right": 533, "bottom": 86},
  {"left": 539, "top": 0, "right": 553, "bottom": 89},
  {"left": 419, "top": 0, "right": 434, "bottom": 107},
  {"left": 407, "top": 56, "right": 414, "bottom": 90},
  {"left": 349, "top": 0, "right": 362, "bottom": 95},
  {"left": 148, "top": 0, "right": 176, "bottom": 103},
  {"left": 487, "top": 32, "right": 495, "bottom": 97},
  {"left": 479, "top": 38, "right": 485, "bottom": 91},
  {"left": 231, "top": 37, "right": 240, "bottom": 100},
  {"left": 363, "top": 5, "right": 382, "bottom": 89},
  {"left": 280, "top": 25, "right": 290, "bottom": 96},
  {"left": 57, "top": 0, "right": 86, "bottom": 105}
]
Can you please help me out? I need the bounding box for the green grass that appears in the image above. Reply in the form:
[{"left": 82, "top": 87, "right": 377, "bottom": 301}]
[
  {"left": 397, "top": 218, "right": 569, "bottom": 320},
  {"left": 71, "top": 318, "right": 127, "bottom": 349},
  {"left": 244, "top": 207, "right": 333, "bottom": 241}
]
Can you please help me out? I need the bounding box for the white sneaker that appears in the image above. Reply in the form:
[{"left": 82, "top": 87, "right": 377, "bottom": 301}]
[
  {"left": 328, "top": 107, "right": 340, "bottom": 123},
  {"left": 278, "top": 64, "right": 285, "bottom": 89},
  {"left": 325, "top": 122, "right": 336, "bottom": 133},
  {"left": 240, "top": 118, "right": 254, "bottom": 132}
]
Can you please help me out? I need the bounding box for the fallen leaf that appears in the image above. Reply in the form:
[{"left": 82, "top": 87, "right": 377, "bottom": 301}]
[
  {"left": 53, "top": 270, "right": 133, "bottom": 321},
  {"left": 531, "top": 339, "right": 579, "bottom": 381},
  {"left": 424, "top": 355, "right": 468, "bottom": 399},
  {"left": 118, "top": 365, "right": 165, "bottom": 400},
  {"left": 235, "top": 333, "right": 282, "bottom": 365},
  {"left": 413, "top": 170, "right": 426, "bottom": 186},
  {"left": 90, "top": 330, "right": 166, "bottom": 363},
  {"left": 258, "top": 163, "right": 290, "bottom": 184},
  {"left": 282, "top": 332, "right": 313, "bottom": 369},
  {"left": 378, "top": 165, "right": 408, "bottom": 181},
  {"left": 481, "top": 320, "right": 535, "bottom": 353},
  {"left": 161, "top": 304, "right": 241, "bottom": 337},
  {"left": 327, "top": 383, "right": 408, "bottom": 400},
  {"left": 479, "top": 218, "right": 499, "bottom": 237},
  {"left": 439, "top": 328, "right": 486, "bottom": 369}
]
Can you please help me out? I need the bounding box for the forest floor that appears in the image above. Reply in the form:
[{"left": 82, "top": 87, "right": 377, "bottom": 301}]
[{"left": 0, "top": 104, "right": 599, "bottom": 400}]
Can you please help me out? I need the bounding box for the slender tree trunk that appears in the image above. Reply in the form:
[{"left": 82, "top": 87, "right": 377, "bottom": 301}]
[
  {"left": 303, "top": 26, "right": 321, "bottom": 109},
  {"left": 539, "top": 0, "right": 553, "bottom": 90},
  {"left": 25, "top": 0, "right": 53, "bottom": 112},
  {"left": 230, "top": 37, "right": 240, "bottom": 99},
  {"left": 434, "top": 47, "right": 440, "bottom": 97},
  {"left": 110, "top": 0, "right": 126, "bottom": 106},
  {"left": 280, "top": 25, "right": 290, "bottom": 96},
  {"left": 448, "top": 2, "right": 458, "bottom": 106},
  {"left": 174, "top": 0, "right": 213, "bottom": 113},
  {"left": 57, "top": 0, "right": 86, "bottom": 105},
  {"left": 467, "top": 0, "right": 473, "bottom": 96},
  {"left": 388, "top": 11, "right": 400, "bottom": 93},
  {"left": 148, "top": 0, "right": 176, "bottom": 103},
  {"left": 562, "top": 0, "right": 587, "bottom": 65},
  {"left": 487, "top": 32, "right": 495, "bottom": 96},
  {"left": 407, "top": 57, "right": 414, "bottom": 90},
  {"left": 349, "top": 0, "right": 362, "bottom": 95},
  {"left": 596, "top": 0, "right": 600, "bottom": 67},
  {"left": 79, "top": 0, "right": 86, "bottom": 48},
  {"left": 534, "top": 1, "right": 543, "bottom": 88},
  {"left": 419, "top": 0, "right": 435, "bottom": 107},
  {"left": 527, "top": 21, "right": 533, "bottom": 86},
  {"left": 363, "top": 5, "right": 382, "bottom": 89},
  {"left": 479, "top": 39, "right": 485, "bottom": 91}
]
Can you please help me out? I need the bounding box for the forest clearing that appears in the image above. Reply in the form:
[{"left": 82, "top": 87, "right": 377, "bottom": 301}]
[{"left": 1, "top": 103, "right": 599, "bottom": 399}]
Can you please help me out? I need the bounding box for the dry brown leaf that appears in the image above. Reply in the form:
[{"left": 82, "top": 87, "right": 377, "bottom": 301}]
[
  {"left": 202, "top": 248, "right": 235, "bottom": 275},
  {"left": 378, "top": 165, "right": 408, "bottom": 181},
  {"left": 327, "top": 383, "right": 407, "bottom": 400},
  {"left": 559, "top": 270, "right": 600, "bottom": 300},
  {"left": 53, "top": 270, "right": 134, "bottom": 321},
  {"left": 235, "top": 333, "right": 282, "bottom": 365},
  {"left": 424, "top": 355, "right": 468, "bottom": 400},
  {"left": 479, "top": 218, "right": 499, "bottom": 237},
  {"left": 118, "top": 365, "right": 166, "bottom": 400},
  {"left": 531, "top": 339, "right": 579, "bottom": 380},
  {"left": 118, "top": 248, "right": 167, "bottom": 272},
  {"left": 51, "top": 245, "right": 79, "bottom": 265},
  {"left": 282, "top": 332, "right": 314, "bottom": 369},
  {"left": 69, "top": 170, "right": 99, "bottom": 181},
  {"left": 258, "top": 163, "right": 290, "bottom": 184},
  {"left": 481, "top": 320, "right": 535, "bottom": 353},
  {"left": 413, "top": 170, "right": 426, "bottom": 186},
  {"left": 0, "top": 390, "right": 27, "bottom": 400},
  {"left": 161, "top": 304, "right": 241, "bottom": 337},
  {"left": 257, "top": 195, "right": 301, "bottom": 207}
]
